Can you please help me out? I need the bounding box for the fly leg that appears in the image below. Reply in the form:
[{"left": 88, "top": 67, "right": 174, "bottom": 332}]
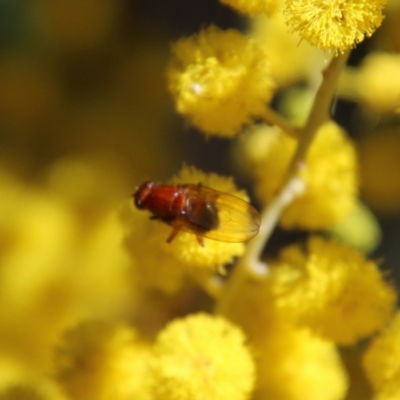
[
  {"left": 166, "top": 226, "right": 181, "bottom": 243},
  {"left": 196, "top": 235, "right": 205, "bottom": 247}
]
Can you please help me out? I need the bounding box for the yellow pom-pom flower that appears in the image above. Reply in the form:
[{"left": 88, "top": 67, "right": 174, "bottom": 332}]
[
  {"left": 220, "top": 0, "right": 280, "bottom": 16},
  {"left": 255, "top": 327, "right": 348, "bottom": 400},
  {"left": 150, "top": 313, "right": 255, "bottom": 400},
  {"left": 284, "top": 0, "right": 387, "bottom": 53},
  {"left": 0, "top": 164, "right": 132, "bottom": 370},
  {"left": 268, "top": 236, "right": 397, "bottom": 345},
  {"left": 167, "top": 26, "right": 274, "bottom": 137},
  {"left": 357, "top": 52, "right": 400, "bottom": 114},
  {"left": 363, "top": 312, "right": 400, "bottom": 397},
  {"left": 54, "top": 320, "right": 152, "bottom": 400},
  {"left": 246, "top": 121, "right": 358, "bottom": 229},
  {"left": 217, "top": 259, "right": 348, "bottom": 399}
]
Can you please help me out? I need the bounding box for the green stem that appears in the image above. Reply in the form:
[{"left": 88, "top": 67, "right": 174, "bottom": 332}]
[
  {"left": 216, "top": 51, "right": 350, "bottom": 312},
  {"left": 284, "top": 52, "right": 350, "bottom": 182},
  {"left": 260, "top": 106, "right": 300, "bottom": 138}
]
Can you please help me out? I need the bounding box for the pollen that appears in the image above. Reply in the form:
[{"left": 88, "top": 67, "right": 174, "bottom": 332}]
[{"left": 284, "top": 0, "right": 387, "bottom": 53}]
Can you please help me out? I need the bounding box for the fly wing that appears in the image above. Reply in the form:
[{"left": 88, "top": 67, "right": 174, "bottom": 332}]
[{"left": 183, "top": 184, "right": 261, "bottom": 243}]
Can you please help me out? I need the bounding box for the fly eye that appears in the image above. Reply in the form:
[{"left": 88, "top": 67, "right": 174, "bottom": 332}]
[
  {"left": 133, "top": 181, "right": 154, "bottom": 209},
  {"left": 134, "top": 195, "right": 143, "bottom": 208}
]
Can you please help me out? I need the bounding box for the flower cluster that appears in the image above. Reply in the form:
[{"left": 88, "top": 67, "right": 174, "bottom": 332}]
[
  {"left": 242, "top": 121, "right": 358, "bottom": 229},
  {"left": 268, "top": 236, "right": 396, "bottom": 345},
  {"left": 0, "top": 1, "right": 399, "bottom": 400},
  {"left": 53, "top": 314, "right": 255, "bottom": 400}
]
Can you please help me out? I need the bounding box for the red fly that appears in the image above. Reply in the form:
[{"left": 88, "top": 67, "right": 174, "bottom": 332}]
[{"left": 133, "top": 181, "right": 260, "bottom": 246}]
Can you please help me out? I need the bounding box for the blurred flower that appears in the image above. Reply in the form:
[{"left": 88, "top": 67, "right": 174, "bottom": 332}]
[
  {"left": 254, "top": 327, "right": 348, "bottom": 400},
  {"left": 150, "top": 313, "right": 255, "bottom": 400},
  {"left": 339, "top": 52, "right": 400, "bottom": 114},
  {"left": 268, "top": 236, "right": 397, "bottom": 345},
  {"left": 250, "top": 14, "right": 326, "bottom": 88},
  {"left": 0, "top": 162, "right": 132, "bottom": 373},
  {"left": 284, "top": 0, "right": 387, "bottom": 53},
  {"left": 217, "top": 257, "right": 348, "bottom": 399},
  {"left": 54, "top": 320, "right": 152, "bottom": 400},
  {"left": 0, "top": 1, "right": 398, "bottom": 399},
  {"left": 123, "top": 206, "right": 189, "bottom": 293},
  {"left": 356, "top": 52, "right": 400, "bottom": 113},
  {"left": 363, "top": 311, "right": 400, "bottom": 399},
  {"left": 167, "top": 26, "right": 274, "bottom": 137},
  {"left": 244, "top": 121, "right": 358, "bottom": 229}
]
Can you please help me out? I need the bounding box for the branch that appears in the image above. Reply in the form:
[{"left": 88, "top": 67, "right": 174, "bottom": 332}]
[
  {"left": 217, "top": 52, "right": 350, "bottom": 313},
  {"left": 260, "top": 106, "right": 300, "bottom": 138}
]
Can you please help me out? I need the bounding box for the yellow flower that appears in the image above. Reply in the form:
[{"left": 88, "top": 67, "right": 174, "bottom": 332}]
[
  {"left": 150, "top": 313, "right": 255, "bottom": 400},
  {"left": 167, "top": 26, "right": 274, "bottom": 137},
  {"left": 54, "top": 320, "right": 152, "bottom": 400},
  {"left": 246, "top": 121, "right": 358, "bottom": 229},
  {"left": 123, "top": 206, "right": 189, "bottom": 293},
  {"left": 0, "top": 165, "right": 131, "bottom": 371},
  {"left": 363, "top": 312, "right": 400, "bottom": 398},
  {"left": 268, "top": 236, "right": 397, "bottom": 345},
  {"left": 255, "top": 327, "right": 348, "bottom": 400},
  {"left": 340, "top": 52, "right": 400, "bottom": 114},
  {"left": 217, "top": 268, "right": 348, "bottom": 399},
  {"left": 219, "top": 0, "right": 280, "bottom": 16},
  {"left": 357, "top": 52, "right": 400, "bottom": 113},
  {"left": 284, "top": 0, "right": 387, "bottom": 53}
]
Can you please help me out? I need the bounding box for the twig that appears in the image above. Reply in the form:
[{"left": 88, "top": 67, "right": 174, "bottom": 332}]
[
  {"left": 246, "top": 51, "right": 350, "bottom": 274},
  {"left": 260, "top": 106, "right": 300, "bottom": 138},
  {"left": 216, "top": 52, "right": 350, "bottom": 313}
]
